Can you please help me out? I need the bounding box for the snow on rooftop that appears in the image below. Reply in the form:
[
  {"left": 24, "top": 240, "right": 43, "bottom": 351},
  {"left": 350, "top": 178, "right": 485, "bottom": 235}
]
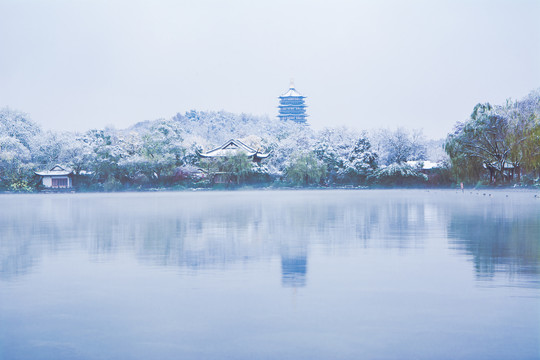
[
  {"left": 406, "top": 160, "right": 440, "bottom": 170},
  {"left": 35, "top": 164, "right": 73, "bottom": 176},
  {"left": 280, "top": 85, "right": 304, "bottom": 97},
  {"left": 199, "top": 139, "right": 270, "bottom": 158}
]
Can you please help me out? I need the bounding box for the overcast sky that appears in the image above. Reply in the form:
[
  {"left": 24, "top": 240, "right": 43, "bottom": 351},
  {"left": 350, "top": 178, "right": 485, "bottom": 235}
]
[{"left": 1, "top": 0, "right": 539, "bottom": 139}]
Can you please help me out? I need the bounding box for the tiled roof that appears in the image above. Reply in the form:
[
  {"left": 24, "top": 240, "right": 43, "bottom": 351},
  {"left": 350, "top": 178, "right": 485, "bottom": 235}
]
[
  {"left": 35, "top": 164, "right": 73, "bottom": 176},
  {"left": 199, "top": 139, "right": 270, "bottom": 159},
  {"left": 280, "top": 87, "right": 304, "bottom": 97}
]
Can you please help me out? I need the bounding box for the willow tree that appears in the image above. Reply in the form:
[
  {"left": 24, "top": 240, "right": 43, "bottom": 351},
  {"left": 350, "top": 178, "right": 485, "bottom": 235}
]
[
  {"left": 222, "top": 152, "right": 254, "bottom": 184},
  {"left": 443, "top": 127, "right": 484, "bottom": 184},
  {"left": 504, "top": 94, "right": 540, "bottom": 180},
  {"left": 525, "top": 120, "right": 540, "bottom": 175},
  {"left": 445, "top": 103, "right": 512, "bottom": 184},
  {"left": 200, "top": 152, "right": 254, "bottom": 185},
  {"left": 285, "top": 151, "right": 326, "bottom": 186}
]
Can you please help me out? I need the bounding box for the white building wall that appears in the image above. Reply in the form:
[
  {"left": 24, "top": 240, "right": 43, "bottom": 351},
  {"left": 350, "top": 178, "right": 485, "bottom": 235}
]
[
  {"left": 43, "top": 176, "right": 52, "bottom": 187},
  {"left": 42, "top": 176, "right": 72, "bottom": 188}
]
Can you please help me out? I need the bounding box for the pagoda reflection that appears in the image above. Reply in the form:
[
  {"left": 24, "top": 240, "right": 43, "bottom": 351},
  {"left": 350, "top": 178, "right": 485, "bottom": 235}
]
[{"left": 280, "top": 246, "right": 308, "bottom": 288}]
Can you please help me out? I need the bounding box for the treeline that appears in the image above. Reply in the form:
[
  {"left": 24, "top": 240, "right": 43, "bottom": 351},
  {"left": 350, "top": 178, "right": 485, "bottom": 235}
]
[{"left": 0, "top": 89, "right": 538, "bottom": 192}]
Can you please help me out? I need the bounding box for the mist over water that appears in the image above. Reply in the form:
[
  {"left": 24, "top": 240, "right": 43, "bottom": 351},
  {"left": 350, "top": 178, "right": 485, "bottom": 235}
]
[{"left": 1, "top": 190, "right": 539, "bottom": 359}]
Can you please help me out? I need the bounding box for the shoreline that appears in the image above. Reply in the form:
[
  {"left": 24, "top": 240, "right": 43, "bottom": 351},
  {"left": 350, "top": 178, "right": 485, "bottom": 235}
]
[{"left": 2, "top": 186, "right": 539, "bottom": 196}]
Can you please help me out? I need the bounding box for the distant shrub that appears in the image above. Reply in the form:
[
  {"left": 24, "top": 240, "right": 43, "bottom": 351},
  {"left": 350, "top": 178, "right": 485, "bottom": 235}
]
[
  {"left": 9, "top": 180, "right": 34, "bottom": 192},
  {"left": 103, "top": 176, "right": 122, "bottom": 192},
  {"left": 369, "top": 162, "right": 427, "bottom": 187}
]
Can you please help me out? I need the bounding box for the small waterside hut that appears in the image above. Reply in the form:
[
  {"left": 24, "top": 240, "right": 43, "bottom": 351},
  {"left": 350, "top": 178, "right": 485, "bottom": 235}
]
[{"left": 35, "top": 164, "right": 73, "bottom": 189}]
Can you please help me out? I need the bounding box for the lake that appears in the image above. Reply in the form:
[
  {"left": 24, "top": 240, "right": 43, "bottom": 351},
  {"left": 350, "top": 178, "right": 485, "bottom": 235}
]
[{"left": 1, "top": 190, "right": 539, "bottom": 359}]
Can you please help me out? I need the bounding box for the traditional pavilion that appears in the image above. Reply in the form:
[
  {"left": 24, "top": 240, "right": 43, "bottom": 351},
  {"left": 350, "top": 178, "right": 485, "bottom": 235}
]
[
  {"left": 35, "top": 164, "right": 73, "bottom": 189},
  {"left": 278, "top": 80, "right": 308, "bottom": 124},
  {"left": 198, "top": 139, "right": 270, "bottom": 163},
  {"left": 198, "top": 139, "right": 270, "bottom": 184}
]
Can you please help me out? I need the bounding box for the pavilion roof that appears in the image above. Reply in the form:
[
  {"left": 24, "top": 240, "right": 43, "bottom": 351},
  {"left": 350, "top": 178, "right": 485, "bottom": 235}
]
[
  {"left": 35, "top": 164, "right": 73, "bottom": 176},
  {"left": 199, "top": 139, "right": 270, "bottom": 159}
]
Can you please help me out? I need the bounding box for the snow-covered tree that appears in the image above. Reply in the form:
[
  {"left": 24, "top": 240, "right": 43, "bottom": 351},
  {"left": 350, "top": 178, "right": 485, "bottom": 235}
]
[
  {"left": 369, "top": 162, "right": 427, "bottom": 187},
  {"left": 0, "top": 108, "right": 41, "bottom": 190},
  {"left": 371, "top": 128, "right": 427, "bottom": 165},
  {"left": 59, "top": 133, "right": 98, "bottom": 175},
  {"left": 265, "top": 124, "right": 315, "bottom": 178},
  {"left": 0, "top": 108, "right": 41, "bottom": 149},
  {"left": 83, "top": 129, "right": 124, "bottom": 183},
  {"left": 339, "top": 135, "right": 378, "bottom": 184},
  {"left": 31, "top": 131, "right": 65, "bottom": 167},
  {"left": 0, "top": 136, "right": 32, "bottom": 185}
]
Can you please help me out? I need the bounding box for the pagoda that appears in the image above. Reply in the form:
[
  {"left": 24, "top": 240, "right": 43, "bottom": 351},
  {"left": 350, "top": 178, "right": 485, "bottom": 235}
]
[{"left": 278, "top": 80, "right": 308, "bottom": 124}]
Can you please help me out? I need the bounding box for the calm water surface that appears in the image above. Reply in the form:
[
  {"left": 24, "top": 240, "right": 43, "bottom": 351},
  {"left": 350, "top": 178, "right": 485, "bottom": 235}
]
[{"left": 1, "top": 190, "right": 539, "bottom": 359}]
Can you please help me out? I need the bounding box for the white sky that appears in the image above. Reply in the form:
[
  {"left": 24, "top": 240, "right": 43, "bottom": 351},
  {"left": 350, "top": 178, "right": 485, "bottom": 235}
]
[{"left": 1, "top": 0, "right": 539, "bottom": 139}]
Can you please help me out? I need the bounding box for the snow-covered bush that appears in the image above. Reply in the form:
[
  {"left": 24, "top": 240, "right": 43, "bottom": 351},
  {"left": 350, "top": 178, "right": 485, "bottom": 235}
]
[{"left": 369, "top": 162, "right": 428, "bottom": 187}]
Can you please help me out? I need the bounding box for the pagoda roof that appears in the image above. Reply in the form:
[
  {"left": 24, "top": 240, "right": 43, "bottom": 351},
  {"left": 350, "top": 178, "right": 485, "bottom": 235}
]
[
  {"left": 199, "top": 139, "right": 270, "bottom": 159},
  {"left": 35, "top": 164, "right": 73, "bottom": 176},
  {"left": 280, "top": 86, "right": 304, "bottom": 98}
]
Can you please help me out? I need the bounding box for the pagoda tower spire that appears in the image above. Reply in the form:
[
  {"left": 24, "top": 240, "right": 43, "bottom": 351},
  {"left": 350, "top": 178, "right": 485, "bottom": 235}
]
[{"left": 278, "top": 81, "right": 308, "bottom": 124}]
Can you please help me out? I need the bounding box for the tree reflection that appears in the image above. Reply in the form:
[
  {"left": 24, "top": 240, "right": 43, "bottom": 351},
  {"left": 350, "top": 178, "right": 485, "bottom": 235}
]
[
  {"left": 3, "top": 191, "right": 535, "bottom": 288},
  {"left": 0, "top": 192, "right": 431, "bottom": 283},
  {"left": 447, "top": 202, "right": 540, "bottom": 282}
]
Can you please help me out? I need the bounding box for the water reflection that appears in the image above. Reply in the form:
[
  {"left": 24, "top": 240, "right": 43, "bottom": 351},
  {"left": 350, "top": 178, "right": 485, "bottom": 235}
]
[
  {"left": 0, "top": 191, "right": 539, "bottom": 288},
  {"left": 447, "top": 199, "right": 540, "bottom": 284},
  {"left": 281, "top": 248, "right": 308, "bottom": 288}
]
